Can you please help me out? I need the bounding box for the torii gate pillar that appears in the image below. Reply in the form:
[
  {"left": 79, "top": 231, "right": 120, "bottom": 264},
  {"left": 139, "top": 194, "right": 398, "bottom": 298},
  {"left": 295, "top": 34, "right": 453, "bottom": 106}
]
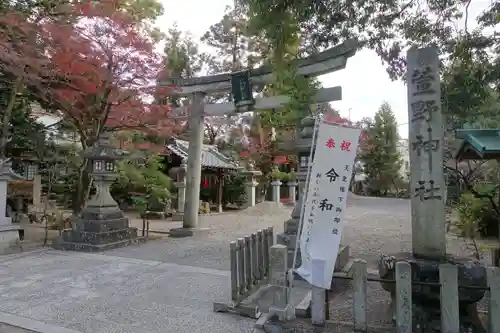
[{"left": 182, "top": 92, "right": 205, "bottom": 230}]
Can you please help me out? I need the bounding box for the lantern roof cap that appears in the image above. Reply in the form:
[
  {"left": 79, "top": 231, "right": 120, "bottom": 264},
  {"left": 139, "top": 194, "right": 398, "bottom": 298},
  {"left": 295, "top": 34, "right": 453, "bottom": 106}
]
[
  {"left": 0, "top": 158, "right": 23, "bottom": 181},
  {"left": 83, "top": 131, "right": 129, "bottom": 160}
]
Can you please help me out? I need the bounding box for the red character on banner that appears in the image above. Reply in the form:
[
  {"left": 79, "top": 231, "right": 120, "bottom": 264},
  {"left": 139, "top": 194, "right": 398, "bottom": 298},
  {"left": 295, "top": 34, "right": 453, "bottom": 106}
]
[
  {"left": 325, "top": 138, "right": 335, "bottom": 148},
  {"left": 202, "top": 179, "right": 209, "bottom": 187},
  {"left": 340, "top": 140, "right": 352, "bottom": 152}
]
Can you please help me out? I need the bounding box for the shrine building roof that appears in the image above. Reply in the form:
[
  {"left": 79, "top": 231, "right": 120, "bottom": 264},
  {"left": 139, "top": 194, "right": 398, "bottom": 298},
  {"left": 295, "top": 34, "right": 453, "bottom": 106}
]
[
  {"left": 166, "top": 138, "right": 240, "bottom": 170},
  {"left": 454, "top": 129, "right": 500, "bottom": 160}
]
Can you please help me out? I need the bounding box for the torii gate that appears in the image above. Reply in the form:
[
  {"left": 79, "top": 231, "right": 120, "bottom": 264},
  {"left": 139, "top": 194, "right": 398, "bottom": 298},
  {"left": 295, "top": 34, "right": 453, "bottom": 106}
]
[{"left": 160, "top": 39, "right": 358, "bottom": 235}]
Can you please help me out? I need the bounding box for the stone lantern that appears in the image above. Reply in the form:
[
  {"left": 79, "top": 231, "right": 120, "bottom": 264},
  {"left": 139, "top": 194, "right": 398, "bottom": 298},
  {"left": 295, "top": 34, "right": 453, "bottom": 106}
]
[
  {"left": 169, "top": 158, "right": 187, "bottom": 221},
  {"left": 241, "top": 162, "right": 262, "bottom": 208},
  {"left": 0, "top": 159, "right": 23, "bottom": 252},
  {"left": 54, "top": 130, "right": 145, "bottom": 251}
]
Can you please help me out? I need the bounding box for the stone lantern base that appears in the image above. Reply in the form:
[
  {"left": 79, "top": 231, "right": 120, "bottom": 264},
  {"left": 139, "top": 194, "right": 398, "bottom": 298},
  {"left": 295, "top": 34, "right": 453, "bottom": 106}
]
[
  {"left": 53, "top": 206, "right": 146, "bottom": 252},
  {"left": 0, "top": 222, "right": 20, "bottom": 254}
]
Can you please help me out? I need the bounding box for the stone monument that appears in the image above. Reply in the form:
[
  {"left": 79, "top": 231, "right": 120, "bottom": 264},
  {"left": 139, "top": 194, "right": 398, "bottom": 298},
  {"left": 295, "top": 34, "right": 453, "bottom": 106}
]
[
  {"left": 276, "top": 116, "right": 350, "bottom": 273},
  {"left": 54, "top": 131, "right": 146, "bottom": 251},
  {"left": 0, "top": 159, "right": 23, "bottom": 253},
  {"left": 378, "top": 46, "right": 486, "bottom": 331}
]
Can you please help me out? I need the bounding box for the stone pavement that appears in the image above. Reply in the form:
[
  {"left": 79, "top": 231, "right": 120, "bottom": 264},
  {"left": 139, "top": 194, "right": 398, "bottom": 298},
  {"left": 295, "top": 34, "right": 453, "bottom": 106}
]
[{"left": 0, "top": 250, "right": 257, "bottom": 333}]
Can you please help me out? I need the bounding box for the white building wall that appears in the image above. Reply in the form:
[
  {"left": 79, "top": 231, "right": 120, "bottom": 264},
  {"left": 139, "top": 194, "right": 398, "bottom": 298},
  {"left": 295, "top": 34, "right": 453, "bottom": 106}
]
[{"left": 397, "top": 139, "right": 410, "bottom": 180}]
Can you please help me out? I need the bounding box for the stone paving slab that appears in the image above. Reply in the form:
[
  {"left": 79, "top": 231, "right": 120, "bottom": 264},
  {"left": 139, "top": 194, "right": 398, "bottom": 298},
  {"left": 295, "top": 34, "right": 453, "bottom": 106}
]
[{"left": 0, "top": 250, "right": 257, "bottom": 333}]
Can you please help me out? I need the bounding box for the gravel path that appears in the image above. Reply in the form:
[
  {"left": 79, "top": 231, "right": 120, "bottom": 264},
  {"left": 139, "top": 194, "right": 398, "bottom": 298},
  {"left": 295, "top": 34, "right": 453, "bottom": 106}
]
[{"left": 112, "top": 196, "right": 487, "bottom": 331}]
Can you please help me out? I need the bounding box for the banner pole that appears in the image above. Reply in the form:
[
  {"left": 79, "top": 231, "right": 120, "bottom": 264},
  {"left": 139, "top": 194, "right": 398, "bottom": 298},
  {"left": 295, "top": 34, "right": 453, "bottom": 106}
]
[{"left": 287, "top": 113, "right": 322, "bottom": 303}]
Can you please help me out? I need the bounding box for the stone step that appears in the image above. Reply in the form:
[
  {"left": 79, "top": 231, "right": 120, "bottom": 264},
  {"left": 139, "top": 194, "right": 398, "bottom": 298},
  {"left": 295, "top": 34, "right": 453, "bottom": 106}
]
[
  {"left": 75, "top": 217, "right": 129, "bottom": 233},
  {"left": 62, "top": 227, "right": 138, "bottom": 245},
  {"left": 80, "top": 209, "right": 125, "bottom": 221},
  {"left": 53, "top": 236, "right": 147, "bottom": 252}
]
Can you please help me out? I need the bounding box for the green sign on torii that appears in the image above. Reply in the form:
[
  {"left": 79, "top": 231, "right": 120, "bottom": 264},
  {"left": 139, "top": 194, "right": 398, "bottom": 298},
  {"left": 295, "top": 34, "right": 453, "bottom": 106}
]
[
  {"left": 160, "top": 39, "right": 358, "bottom": 235},
  {"left": 231, "top": 70, "right": 255, "bottom": 109}
]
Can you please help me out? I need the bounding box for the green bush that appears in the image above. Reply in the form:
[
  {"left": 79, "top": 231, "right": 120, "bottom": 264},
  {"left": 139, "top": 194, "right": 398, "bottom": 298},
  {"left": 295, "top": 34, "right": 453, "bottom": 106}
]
[
  {"left": 112, "top": 156, "right": 172, "bottom": 213},
  {"left": 270, "top": 167, "right": 281, "bottom": 181},
  {"left": 269, "top": 167, "right": 292, "bottom": 182},
  {"left": 457, "top": 184, "right": 499, "bottom": 238},
  {"left": 223, "top": 172, "right": 247, "bottom": 206},
  {"left": 280, "top": 172, "right": 290, "bottom": 182},
  {"left": 51, "top": 172, "right": 80, "bottom": 209}
]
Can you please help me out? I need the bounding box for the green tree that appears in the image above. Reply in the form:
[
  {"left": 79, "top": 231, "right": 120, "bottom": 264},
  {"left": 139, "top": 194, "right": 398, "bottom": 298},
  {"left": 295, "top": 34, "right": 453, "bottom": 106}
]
[
  {"left": 112, "top": 155, "right": 172, "bottom": 213},
  {"left": 243, "top": 0, "right": 498, "bottom": 81},
  {"left": 157, "top": 24, "right": 208, "bottom": 109},
  {"left": 360, "top": 102, "right": 402, "bottom": 196}
]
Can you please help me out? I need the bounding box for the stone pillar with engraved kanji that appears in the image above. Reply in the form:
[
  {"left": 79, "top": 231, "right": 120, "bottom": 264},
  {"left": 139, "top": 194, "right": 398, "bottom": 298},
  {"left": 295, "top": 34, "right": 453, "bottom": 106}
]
[{"left": 378, "top": 46, "right": 487, "bottom": 332}]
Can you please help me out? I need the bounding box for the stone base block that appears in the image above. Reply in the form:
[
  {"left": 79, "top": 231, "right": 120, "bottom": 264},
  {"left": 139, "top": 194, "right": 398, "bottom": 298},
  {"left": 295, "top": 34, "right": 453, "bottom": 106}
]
[
  {"left": 53, "top": 236, "right": 146, "bottom": 252},
  {"left": 283, "top": 219, "right": 299, "bottom": 234},
  {"left": 335, "top": 245, "right": 350, "bottom": 272},
  {"left": 62, "top": 228, "right": 138, "bottom": 245},
  {"left": 378, "top": 251, "right": 487, "bottom": 332},
  {"left": 288, "top": 245, "right": 349, "bottom": 279},
  {"left": 277, "top": 233, "right": 296, "bottom": 249},
  {"left": 212, "top": 302, "right": 260, "bottom": 319},
  {"left": 295, "top": 291, "right": 312, "bottom": 318},
  {"left": 0, "top": 225, "right": 20, "bottom": 254},
  {"left": 171, "top": 213, "right": 184, "bottom": 221},
  {"left": 75, "top": 217, "right": 129, "bottom": 233},
  {"left": 169, "top": 227, "right": 210, "bottom": 238}
]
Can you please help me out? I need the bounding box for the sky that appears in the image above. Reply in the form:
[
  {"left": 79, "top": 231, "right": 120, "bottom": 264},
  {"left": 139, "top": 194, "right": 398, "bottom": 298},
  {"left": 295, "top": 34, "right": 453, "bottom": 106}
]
[{"left": 156, "top": 0, "right": 493, "bottom": 139}]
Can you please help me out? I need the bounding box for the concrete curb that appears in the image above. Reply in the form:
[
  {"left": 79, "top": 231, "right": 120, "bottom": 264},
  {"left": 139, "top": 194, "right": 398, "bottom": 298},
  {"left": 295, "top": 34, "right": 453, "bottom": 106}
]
[
  {"left": 0, "top": 312, "right": 83, "bottom": 333},
  {"left": 0, "top": 248, "right": 49, "bottom": 263}
]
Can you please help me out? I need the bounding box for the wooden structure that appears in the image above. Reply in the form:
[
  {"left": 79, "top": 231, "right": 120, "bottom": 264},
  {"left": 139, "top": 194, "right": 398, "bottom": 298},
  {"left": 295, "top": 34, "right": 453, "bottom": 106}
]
[
  {"left": 455, "top": 128, "right": 500, "bottom": 265},
  {"left": 164, "top": 138, "right": 240, "bottom": 210},
  {"left": 7, "top": 153, "right": 39, "bottom": 216}
]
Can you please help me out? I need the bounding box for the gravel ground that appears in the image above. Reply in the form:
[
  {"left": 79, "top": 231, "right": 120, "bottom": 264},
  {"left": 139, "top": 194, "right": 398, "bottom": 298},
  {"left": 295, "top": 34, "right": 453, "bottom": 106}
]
[{"left": 107, "top": 195, "right": 490, "bottom": 331}]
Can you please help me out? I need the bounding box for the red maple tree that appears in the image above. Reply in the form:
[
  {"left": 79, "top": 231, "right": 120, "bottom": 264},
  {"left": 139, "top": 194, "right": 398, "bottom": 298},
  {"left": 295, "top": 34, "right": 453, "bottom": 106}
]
[
  {"left": 1, "top": 1, "right": 176, "bottom": 147},
  {"left": 0, "top": 1, "right": 178, "bottom": 211}
]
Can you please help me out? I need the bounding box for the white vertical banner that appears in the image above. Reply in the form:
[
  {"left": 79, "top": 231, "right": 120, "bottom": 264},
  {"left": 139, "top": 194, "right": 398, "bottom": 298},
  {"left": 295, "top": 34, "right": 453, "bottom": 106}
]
[{"left": 296, "top": 120, "right": 361, "bottom": 289}]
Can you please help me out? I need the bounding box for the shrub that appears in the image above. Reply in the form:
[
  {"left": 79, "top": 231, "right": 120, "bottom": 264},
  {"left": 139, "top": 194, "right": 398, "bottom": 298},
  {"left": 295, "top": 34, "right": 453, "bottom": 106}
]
[
  {"left": 456, "top": 184, "right": 499, "bottom": 238},
  {"left": 223, "top": 172, "right": 247, "bottom": 206},
  {"left": 270, "top": 167, "right": 281, "bottom": 181},
  {"left": 112, "top": 156, "right": 172, "bottom": 214}
]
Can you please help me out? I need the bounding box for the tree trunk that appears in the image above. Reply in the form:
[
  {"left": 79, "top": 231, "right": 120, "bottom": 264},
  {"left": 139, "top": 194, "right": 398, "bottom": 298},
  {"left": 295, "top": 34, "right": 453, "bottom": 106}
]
[
  {"left": 72, "top": 158, "right": 92, "bottom": 214},
  {"left": 0, "top": 79, "right": 22, "bottom": 158}
]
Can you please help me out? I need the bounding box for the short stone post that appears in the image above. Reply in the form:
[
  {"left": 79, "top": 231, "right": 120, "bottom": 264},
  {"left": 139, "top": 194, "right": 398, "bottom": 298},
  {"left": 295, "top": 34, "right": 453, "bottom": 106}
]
[
  {"left": 242, "top": 166, "right": 262, "bottom": 208},
  {"left": 269, "top": 244, "right": 293, "bottom": 321},
  {"left": 271, "top": 180, "right": 282, "bottom": 203},
  {"left": 0, "top": 159, "right": 23, "bottom": 253},
  {"left": 287, "top": 179, "right": 297, "bottom": 205},
  {"left": 173, "top": 160, "right": 187, "bottom": 221},
  {"left": 32, "top": 173, "right": 42, "bottom": 208},
  {"left": 311, "top": 258, "right": 326, "bottom": 325}
]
